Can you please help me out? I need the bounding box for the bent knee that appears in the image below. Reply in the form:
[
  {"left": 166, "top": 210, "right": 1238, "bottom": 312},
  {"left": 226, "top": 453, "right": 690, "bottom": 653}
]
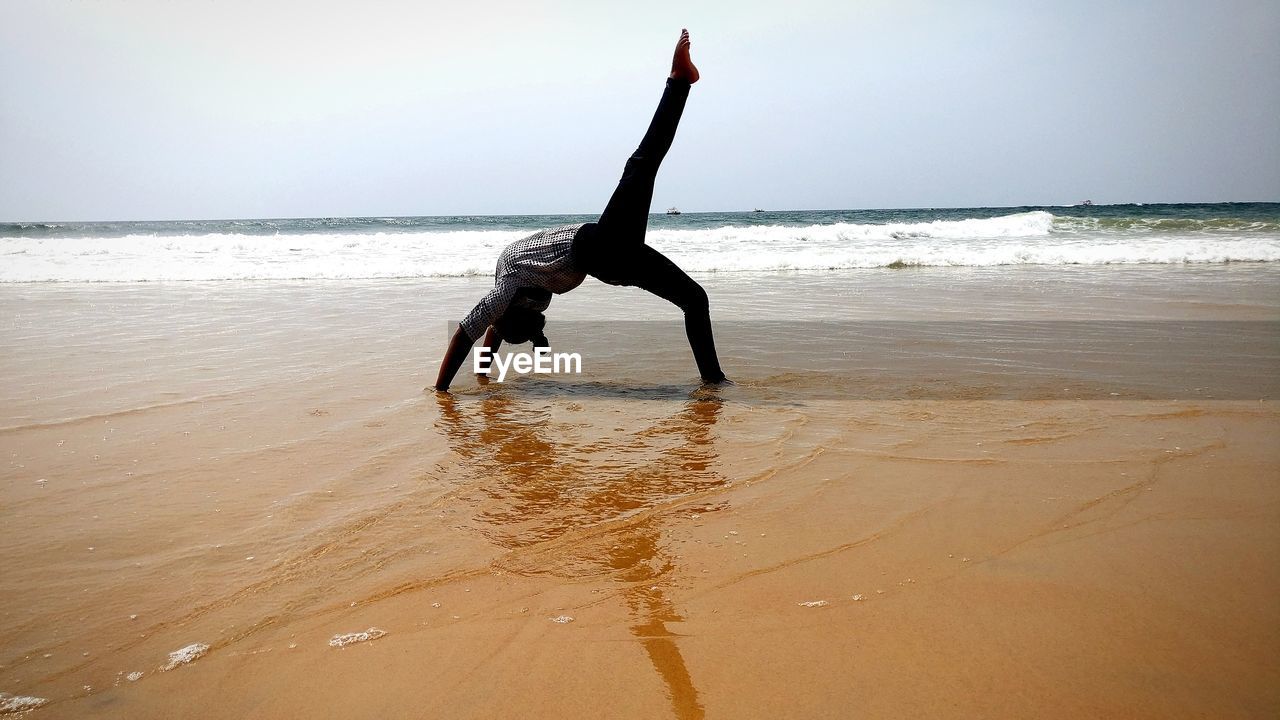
[{"left": 678, "top": 283, "right": 709, "bottom": 314}]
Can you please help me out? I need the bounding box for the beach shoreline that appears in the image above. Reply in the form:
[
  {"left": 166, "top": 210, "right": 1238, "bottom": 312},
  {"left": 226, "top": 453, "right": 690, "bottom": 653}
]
[{"left": 2, "top": 263, "right": 1278, "bottom": 717}]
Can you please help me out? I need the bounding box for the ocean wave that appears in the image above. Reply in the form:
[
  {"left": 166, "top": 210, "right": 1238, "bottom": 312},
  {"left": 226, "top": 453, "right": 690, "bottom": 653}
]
[
  {"left": 1, "top": 212, "right": 1277, "bottom": 282},
  {"left": 1054, "top": 216, "right": 1280, "bottom": 233},
  {"left": 667, "top": 238, "right": 1280, "bottom": 272}
]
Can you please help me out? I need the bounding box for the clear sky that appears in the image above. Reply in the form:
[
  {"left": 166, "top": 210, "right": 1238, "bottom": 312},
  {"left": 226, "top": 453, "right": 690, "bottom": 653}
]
[{"left": 1, "top": 0, "right": 1277, "bottom": 221}]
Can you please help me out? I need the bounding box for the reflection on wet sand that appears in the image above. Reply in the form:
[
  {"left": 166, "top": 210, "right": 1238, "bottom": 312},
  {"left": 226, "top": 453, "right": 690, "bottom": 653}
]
[{"left": 435, "top": 390, "right": 723, "bottom": 720}]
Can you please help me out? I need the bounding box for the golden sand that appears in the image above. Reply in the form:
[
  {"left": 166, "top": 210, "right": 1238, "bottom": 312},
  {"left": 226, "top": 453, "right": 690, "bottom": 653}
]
[
  {"left": 2, "top": 273, "right": 1278, "bottom": 718},
  {"left": 5, "top": 390, "right": 1278, "bottom": 718}
]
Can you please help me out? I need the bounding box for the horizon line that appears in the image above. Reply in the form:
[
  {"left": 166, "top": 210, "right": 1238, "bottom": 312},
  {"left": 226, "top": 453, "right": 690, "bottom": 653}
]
[{"left": 4, "top": 199, "right": 1279, "bottom": 225}]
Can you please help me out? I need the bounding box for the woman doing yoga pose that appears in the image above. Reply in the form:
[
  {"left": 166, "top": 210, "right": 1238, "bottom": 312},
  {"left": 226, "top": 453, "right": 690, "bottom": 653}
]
[{"left": 433, "top": 29, "right": 725, "bottom": 392}]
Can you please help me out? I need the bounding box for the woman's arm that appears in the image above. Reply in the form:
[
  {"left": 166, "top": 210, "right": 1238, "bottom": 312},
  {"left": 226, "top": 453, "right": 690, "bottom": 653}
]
[
  {"left": 433, "top": 325, "right": 478, "bottom": 392},
  {"left": 439, "top": 281, "right": 519, "bottom": 392}
]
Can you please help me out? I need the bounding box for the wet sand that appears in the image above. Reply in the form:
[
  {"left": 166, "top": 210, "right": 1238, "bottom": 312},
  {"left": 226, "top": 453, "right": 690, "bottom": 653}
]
[{"left": 2, "top": 266, "right": 1278, "bottom": 718}]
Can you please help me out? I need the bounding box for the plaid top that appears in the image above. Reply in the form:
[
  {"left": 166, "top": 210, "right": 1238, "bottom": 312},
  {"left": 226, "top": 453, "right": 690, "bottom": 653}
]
[{"left": 459, "top": 224, "right": 587, "bottom": 341}]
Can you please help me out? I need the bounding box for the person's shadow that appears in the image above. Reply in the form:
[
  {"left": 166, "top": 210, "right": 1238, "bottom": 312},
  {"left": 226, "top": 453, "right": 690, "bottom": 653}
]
[{"left": 435, "top": 388, "right": 721, "bottom": 719}]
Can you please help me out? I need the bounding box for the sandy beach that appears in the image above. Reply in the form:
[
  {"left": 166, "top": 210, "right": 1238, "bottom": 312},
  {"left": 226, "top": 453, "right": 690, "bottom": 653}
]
[
  {"left": 1, "top": 264, "right": 1277, "bottom": 718},
  {"left": 3, "top": 0, "right": 1278, "bottom": 712}
]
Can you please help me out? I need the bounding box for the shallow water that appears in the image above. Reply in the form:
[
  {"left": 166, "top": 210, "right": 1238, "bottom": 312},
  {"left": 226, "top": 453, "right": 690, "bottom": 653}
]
[
  {"left": 0, "top": 263, "right": 1277, "bottom": 715},
  {"left": 2, "top": 264, "right": 1276, "bottom": 426}
]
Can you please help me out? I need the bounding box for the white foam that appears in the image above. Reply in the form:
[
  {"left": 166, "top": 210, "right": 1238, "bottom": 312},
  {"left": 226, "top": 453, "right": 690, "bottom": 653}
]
[
  {"left": 2, "top": 212, "right": 1276, "bottom": 282},
  {"left": 0, "top": 229, "right": 518, "bottom": 283},
  {"left": 328, "top": 627, "right": 386, "bottom": 647},
  {"left": 0, "top": 693, "right": 48, "bottom": 714},
  {"left": 550, "top": 615, "right": 574, "bottom": 624},
  {"left": 798, "top": 600, "right": 829, "bottom": 608},
  {"left": 160, "top": 642, "right": 209, "bottom": 671},
  {"left": 126, "top": 671, "right": 144, "bottom": 682}
]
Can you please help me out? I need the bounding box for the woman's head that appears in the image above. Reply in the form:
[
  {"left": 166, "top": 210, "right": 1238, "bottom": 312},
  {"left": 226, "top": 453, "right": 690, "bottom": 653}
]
[{"left": 494, "top": 306, "right": 548, "bottom": 347}]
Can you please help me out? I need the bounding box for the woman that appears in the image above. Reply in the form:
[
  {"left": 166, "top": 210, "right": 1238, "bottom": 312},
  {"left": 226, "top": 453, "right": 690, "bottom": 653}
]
[{"left": 433, "top": 29, "right": 726, "bottom": 392}]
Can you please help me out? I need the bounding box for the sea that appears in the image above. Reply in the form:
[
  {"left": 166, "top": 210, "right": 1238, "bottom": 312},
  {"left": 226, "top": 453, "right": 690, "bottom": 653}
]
[{"left": 2, "top": 202, "right": 1278, "bottom": 283}]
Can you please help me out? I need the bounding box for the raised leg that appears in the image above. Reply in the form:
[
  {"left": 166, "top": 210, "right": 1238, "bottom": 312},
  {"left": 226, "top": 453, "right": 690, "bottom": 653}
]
[
  {"left": 594, "top": 78, "right": 690, "bottom": 247},
  {"left": 592, "top": 29, "right": 699, "bottom": 249}
]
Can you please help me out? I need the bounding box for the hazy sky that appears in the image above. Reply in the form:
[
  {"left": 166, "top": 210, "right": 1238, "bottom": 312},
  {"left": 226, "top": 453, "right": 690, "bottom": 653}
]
[{"left": 1, "top": 0, "right": 1277, "bottom": 220}]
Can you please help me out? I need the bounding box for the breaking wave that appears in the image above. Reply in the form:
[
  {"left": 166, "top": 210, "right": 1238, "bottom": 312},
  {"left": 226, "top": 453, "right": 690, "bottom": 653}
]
[{"left": 2, "top": 211, "right": 1277, "bottom": 282}]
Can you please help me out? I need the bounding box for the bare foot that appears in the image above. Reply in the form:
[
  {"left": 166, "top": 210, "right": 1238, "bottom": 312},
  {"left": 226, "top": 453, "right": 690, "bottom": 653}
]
[{"left": 670, "top": 29, "right": 699, "bottom": 84}]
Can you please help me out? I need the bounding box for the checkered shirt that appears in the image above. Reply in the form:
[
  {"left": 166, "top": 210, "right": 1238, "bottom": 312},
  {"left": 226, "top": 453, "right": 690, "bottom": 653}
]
[{"left": 458, "top": 224, "right": 587, "bottom": 341}]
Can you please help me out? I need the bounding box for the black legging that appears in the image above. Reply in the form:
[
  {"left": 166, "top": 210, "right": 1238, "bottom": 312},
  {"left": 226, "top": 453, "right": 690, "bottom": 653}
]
[{"left": 572, "top": 78, "right": 726, "bottom": 383}]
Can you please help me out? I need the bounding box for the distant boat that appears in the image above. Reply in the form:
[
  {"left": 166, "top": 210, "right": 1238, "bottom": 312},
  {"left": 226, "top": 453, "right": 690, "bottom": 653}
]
[
  {"left": 752, "top": 208, "right": 765, "bottom": 213},
  {"left": 666, "top": 207, "right": 681, "bottom": 215},
  {"left": 1077, "top": 199, "right": 1095, "bottom": 206}
]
